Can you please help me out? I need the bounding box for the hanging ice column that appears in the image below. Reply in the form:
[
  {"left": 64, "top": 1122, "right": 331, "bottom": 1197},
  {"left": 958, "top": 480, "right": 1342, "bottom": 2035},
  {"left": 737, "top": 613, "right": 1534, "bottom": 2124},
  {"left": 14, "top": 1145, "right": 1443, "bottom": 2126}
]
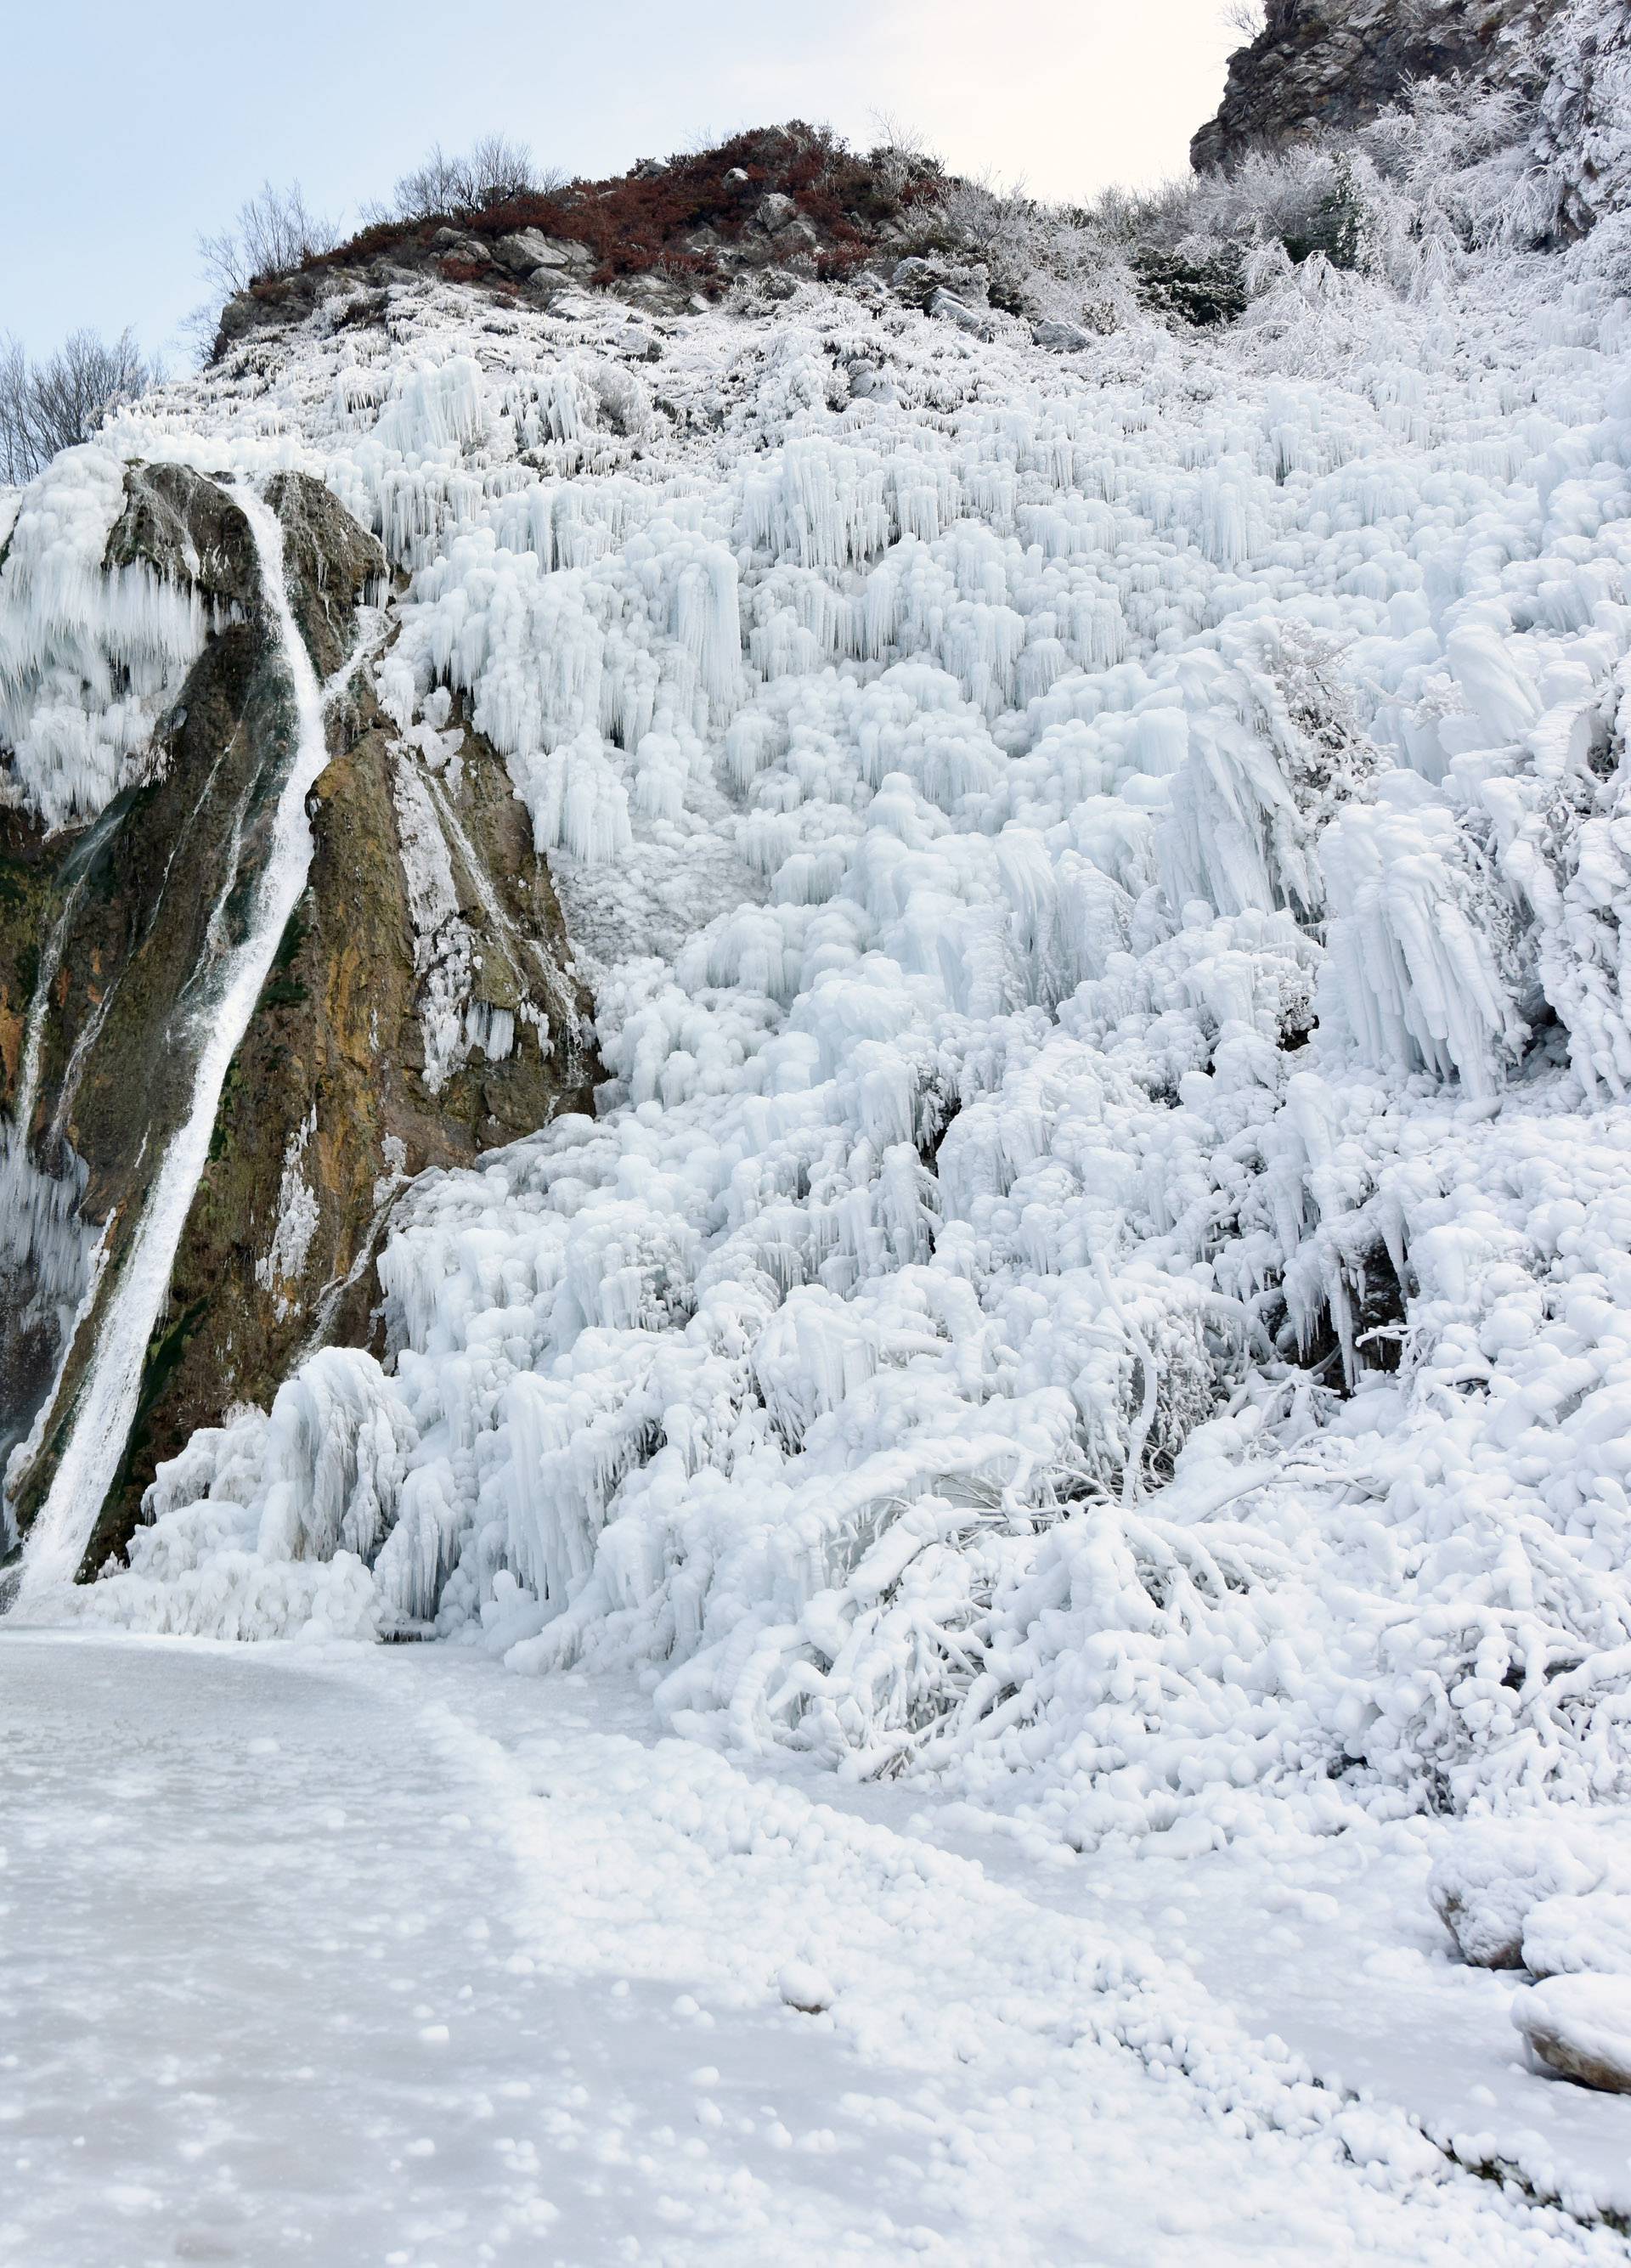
[{"left": 9, "top": 488, "right": 337, "bottom": 1607}]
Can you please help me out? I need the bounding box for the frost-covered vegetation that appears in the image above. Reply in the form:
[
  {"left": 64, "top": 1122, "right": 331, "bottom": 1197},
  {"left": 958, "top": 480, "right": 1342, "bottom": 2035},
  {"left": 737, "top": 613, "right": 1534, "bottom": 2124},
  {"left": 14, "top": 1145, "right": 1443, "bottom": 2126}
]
[
  {"left": 6, "top": 2, "right": 1631, "bottom": 1868},
  {"left": 895, "top": 10, "right": 1631, "bottom": 340}
]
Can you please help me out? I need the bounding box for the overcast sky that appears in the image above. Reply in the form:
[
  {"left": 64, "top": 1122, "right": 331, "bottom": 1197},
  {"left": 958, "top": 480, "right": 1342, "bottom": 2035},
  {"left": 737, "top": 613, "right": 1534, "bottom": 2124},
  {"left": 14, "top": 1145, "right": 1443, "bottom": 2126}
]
[{"left": 3, "top": 0, "right": 1245, "bottom": 363}]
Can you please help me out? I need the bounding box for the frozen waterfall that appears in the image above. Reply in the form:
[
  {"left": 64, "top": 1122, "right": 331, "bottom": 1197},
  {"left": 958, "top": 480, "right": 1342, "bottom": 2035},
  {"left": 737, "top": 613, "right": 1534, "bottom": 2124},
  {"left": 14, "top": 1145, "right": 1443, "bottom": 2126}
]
[{"left": 8, "top": 487, "right": 336, "bottom": 1606}]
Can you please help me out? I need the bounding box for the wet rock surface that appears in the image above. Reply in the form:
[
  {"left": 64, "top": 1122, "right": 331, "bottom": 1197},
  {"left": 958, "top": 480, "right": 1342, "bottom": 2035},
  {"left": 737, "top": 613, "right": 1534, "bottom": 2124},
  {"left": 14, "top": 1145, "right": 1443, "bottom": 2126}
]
[{"left": 1, "top": 466, "right": 593, "bottom": 1576}]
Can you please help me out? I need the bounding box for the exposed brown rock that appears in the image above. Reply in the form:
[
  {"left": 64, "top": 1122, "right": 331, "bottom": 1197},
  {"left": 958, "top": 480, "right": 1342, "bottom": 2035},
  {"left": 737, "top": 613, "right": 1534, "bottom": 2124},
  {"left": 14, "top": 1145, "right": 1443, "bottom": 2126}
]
[
  {"left": 73, "top": 684, "right": 594, "bottom": 1575},
  {"left": 2, "top": 465, "right": 595, "bottom": 1576}
]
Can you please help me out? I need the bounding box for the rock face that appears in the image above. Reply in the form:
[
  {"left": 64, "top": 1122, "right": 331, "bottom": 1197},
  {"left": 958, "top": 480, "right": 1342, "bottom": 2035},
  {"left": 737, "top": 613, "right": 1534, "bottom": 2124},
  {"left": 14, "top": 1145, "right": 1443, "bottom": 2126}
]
[
  {"left": 1, "top": 466, "right": 279, "bottom": 1490},
  {"left": 1192, "top": 0, "right": 1559, "bottom": 172},
  {"left": 0, "top": 465, "right": 594, "bottom": 1577}
]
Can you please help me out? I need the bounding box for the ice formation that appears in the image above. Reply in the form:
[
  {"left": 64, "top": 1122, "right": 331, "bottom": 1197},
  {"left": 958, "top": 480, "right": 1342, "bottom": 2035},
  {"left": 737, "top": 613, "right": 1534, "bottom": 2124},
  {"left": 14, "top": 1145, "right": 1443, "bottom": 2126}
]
[
  {"left": 9, "top": 65, "right": 1631, "bottom": 1867},
  {"left": 0, "top": 446, "right": 223, "bottom": 831}
]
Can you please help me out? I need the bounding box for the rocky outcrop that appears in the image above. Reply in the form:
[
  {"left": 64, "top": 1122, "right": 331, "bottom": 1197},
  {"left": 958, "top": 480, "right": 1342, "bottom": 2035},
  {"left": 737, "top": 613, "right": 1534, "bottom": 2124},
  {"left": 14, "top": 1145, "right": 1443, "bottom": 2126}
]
[
  {"left": 1512, "top": 1975, "right": 1631, "bottom": 2091},
  {"left": 1192, "top": 0, "right": 1559, "bottom": 172},
  {"left": 212, "top": 124, "right": 944, "bottom": 354},
  {"left": 1, "top": 465, "right": 594, "bottom": 1577}
]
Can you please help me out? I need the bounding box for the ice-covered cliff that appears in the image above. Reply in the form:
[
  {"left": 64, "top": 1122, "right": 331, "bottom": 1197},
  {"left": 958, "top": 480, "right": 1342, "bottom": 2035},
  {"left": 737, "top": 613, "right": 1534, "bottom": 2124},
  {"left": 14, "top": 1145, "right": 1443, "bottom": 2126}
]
[{"left": 3, "top": 78, "right": 1631, "bottom": 1860}]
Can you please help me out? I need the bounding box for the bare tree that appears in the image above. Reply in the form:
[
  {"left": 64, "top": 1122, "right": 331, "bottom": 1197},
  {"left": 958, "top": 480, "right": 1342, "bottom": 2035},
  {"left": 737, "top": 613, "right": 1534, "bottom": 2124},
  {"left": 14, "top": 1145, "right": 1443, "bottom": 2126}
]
[
  {"left": 198, "top": 180, "right": 341, "bottom": 300},
  {"left": 1222, "top": 0, "right": 1267, "bottom": 33},
  {"left": 0, "top": 334, "right": 28, "bottom": 485},
  {"left": 868, "top": 109, "right": 930, "bottom": 162},
  {"left": 386, "top": 134, "right": 549, "bottom": 222},
  {"left": 0, "top": 328, "right": 159, "bottom": 485}
]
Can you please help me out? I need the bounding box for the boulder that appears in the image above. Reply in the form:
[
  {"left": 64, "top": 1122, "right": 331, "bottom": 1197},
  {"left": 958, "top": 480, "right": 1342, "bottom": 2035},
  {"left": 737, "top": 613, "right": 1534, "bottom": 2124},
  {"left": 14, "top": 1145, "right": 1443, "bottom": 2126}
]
[
  {"left": 544, "top": 289, "right": 599, "bottom": 324},
  {"left": 1033, "top": 319, "right": 1094, "bottom": 353},
  {"left": 494, "top": 230, "right": 587, "bottom": 276},
  {"left": 891, "top": 254, "right": 938, "bottom": 302},
  {"left": 1512, "top": 1975, "right": 1631, "bottom": 2092},
  {"left": 930, "top": 288, "right": 996, "bottom": 341},
  {"left": 1192, "top": 0, "right": 1553, "bottom": 173},
  {"left": 1523, "top": 1891, "right": 1631, "bottom": 1980},
  {"left": 756, "top": 192, "right": 799, "bottom": 234},
  {"left": 619, "top": 272, "right": 690, "bottom": 314},
  {"left": 894, "top": 256, "right": 993, "bottom": 314},
  {"left": 777, "top": 1961, "right": 834, "bottom": 2014},
  {"left": 0, "top": 466, "right": 593, "bottom": 1581},
  {"left": 1428, "top": 1824, "right": 1600, "bottom": 1967}
]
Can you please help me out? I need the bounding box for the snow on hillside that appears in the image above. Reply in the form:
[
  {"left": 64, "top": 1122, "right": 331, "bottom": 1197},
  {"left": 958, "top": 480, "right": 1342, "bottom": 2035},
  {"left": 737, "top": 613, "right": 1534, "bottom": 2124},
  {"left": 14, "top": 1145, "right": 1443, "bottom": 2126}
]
[{"left": 7, "top": 90, "right": 1631, "bottom": 1899}]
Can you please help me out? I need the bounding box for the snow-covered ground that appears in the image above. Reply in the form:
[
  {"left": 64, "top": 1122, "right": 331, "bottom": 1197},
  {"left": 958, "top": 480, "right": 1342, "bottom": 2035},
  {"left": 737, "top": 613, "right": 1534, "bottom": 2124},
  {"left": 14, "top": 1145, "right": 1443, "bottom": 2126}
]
[{"left": 2, "top": 1627, "right": 1625, "bottom": 2268}]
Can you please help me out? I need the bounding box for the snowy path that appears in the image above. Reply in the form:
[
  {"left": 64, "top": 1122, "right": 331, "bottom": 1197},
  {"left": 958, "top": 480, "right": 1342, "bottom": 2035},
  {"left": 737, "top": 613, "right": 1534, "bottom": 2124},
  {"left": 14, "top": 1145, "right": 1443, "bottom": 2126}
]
[{"left": 1, "top": 1633, "right": 1623, "bottom": 2268}]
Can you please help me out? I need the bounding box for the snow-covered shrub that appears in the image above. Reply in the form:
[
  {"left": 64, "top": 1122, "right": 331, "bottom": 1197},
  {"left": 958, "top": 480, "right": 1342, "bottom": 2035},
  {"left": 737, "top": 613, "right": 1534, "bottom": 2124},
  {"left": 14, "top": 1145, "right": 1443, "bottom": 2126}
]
[
  {"left": 382, "top": 135, "right": 549, "bottom": 224},
  {"left": 198, "top": 180, "right": 340, "bottom": 298},
  {"left": 895, "top": 180, "right": 1144, "bottom": 336}
]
